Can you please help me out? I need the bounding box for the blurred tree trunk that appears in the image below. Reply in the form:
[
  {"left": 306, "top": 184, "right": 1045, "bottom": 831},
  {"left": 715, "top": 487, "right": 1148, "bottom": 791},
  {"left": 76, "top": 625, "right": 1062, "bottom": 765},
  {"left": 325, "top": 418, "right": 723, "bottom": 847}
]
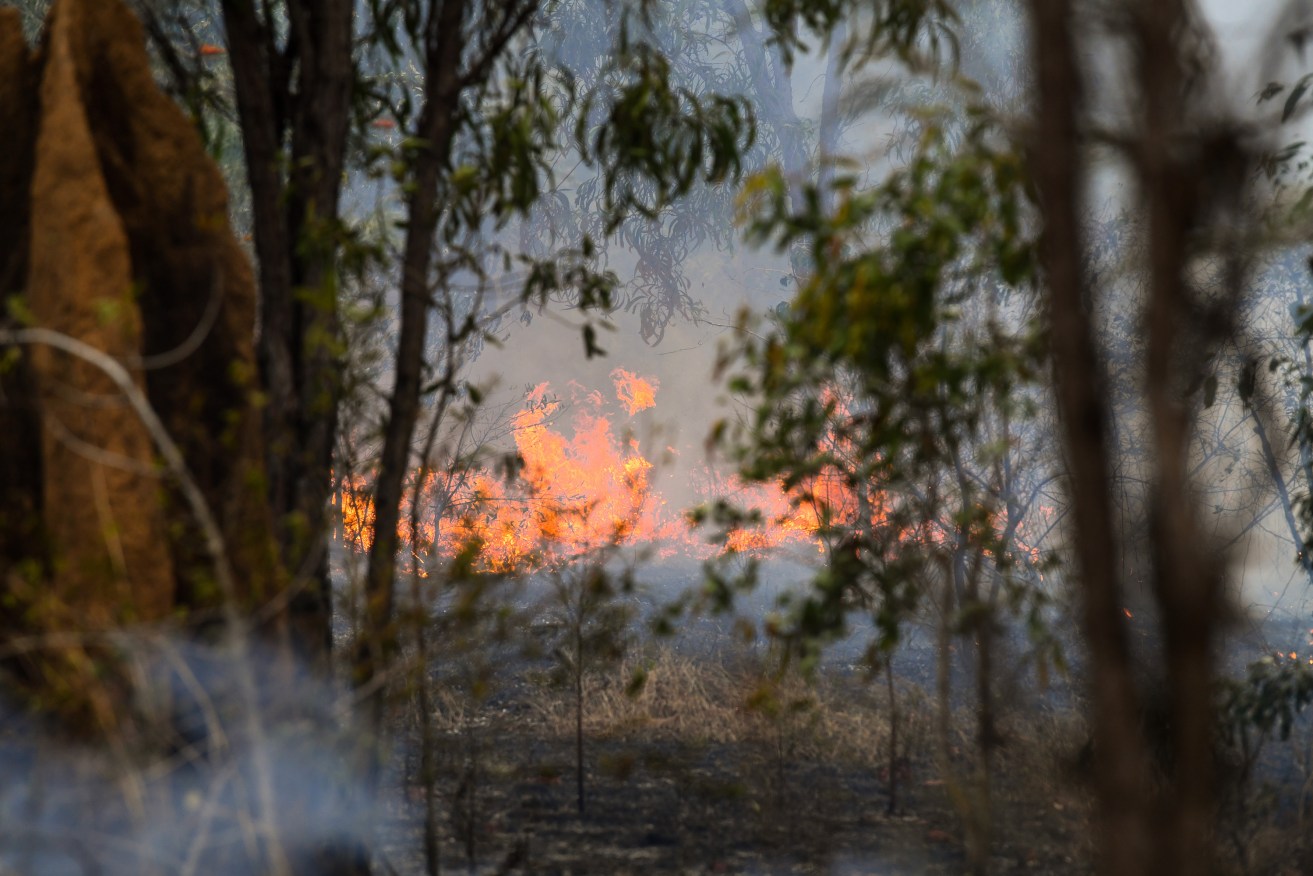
[
  {"left": 1029, "top": 5, "right": 1156, "bottom": 866},
  {"left": 218, "top": 5, "right": 361, "bottom": 871},
  {"left": 1028, "top": 2, "right": 1248, "bottom": 874}
]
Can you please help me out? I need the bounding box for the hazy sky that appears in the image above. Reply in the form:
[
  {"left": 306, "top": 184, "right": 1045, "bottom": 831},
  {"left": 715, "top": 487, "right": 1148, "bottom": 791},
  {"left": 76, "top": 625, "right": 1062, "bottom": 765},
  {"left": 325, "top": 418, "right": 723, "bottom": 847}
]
[{"left": 1199, "top": 0, "right": 1306, "bottom": 103}]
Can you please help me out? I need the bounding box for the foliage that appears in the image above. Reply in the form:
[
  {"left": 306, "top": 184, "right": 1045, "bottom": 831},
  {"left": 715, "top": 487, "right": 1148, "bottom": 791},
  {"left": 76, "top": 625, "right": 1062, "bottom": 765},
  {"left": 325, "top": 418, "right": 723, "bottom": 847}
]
[
  {"left": 540, "top": 561, "right": 636, "bottom": 813},
  {"left": 1218, "top": 656, "right": 1313, "bottom": 747},
  {"left": 714, "top": 101, "right": 1042, "bottom": 662},
  {"left": 761, "top": 0, "right": 957, "bottom": 66},
  {"left": 528, "top": 0, "right": 804, "bottom": 341}
]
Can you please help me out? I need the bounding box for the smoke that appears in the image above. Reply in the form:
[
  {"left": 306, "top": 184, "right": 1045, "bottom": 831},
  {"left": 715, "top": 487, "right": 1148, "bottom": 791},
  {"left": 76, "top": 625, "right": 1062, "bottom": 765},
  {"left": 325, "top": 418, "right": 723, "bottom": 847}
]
[{"left": 0, "top": 632, "right": 375, "bottom": 875}]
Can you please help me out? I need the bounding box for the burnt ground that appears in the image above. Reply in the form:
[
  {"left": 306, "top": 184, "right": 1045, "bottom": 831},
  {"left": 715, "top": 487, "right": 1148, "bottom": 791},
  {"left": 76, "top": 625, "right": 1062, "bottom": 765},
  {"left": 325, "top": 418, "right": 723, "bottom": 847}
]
[
  {"left": 376, "top": 656, "right": 1098, "bottom": 876},
  {"left": 356, "top": 560, "right": 1313, "bottom": 876},
  {"left": 384, "top": 737, "right": 1095, "bottom": 875},
  {"left": 5, "top": 582, "right": 1313, "bottom": 875}
]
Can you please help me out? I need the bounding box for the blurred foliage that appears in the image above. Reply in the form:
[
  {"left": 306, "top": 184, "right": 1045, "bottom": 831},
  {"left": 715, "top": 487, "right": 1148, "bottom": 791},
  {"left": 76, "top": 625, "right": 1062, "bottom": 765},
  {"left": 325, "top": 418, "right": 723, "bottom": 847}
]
[
  {"left": 711, "top": 97, "right": 1045, "bottom": 664},
  {"left": 1219, "top": 656, "right": 1313, "bottom": 747},
  {"left": 761, "top": 0, "right": 957, "bottom": 66}
]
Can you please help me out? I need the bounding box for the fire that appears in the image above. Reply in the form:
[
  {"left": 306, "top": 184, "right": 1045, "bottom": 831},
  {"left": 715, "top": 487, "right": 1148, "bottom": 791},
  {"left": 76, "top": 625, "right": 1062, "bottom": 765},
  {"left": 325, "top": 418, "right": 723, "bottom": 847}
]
[
  {"left": 611, "top": 368, "right": 658, "bottom": 415},
  {"left": 691, "top": 464, "right": 869, "bottom": 555},
  {"left": 337, "top": 373, "right": 1053, "bottom": 577},
  {"left": 338, "top": 475, "right": 373, "bottom": 552},
  {"left": 436, "top": 380, "right": 679, "bottom": 570},
  {"left": 339, "top": 374, "right": 689, "bottom": 573},
  {"left": 335, "top": 471, "right": 437, "bottom": 573}
]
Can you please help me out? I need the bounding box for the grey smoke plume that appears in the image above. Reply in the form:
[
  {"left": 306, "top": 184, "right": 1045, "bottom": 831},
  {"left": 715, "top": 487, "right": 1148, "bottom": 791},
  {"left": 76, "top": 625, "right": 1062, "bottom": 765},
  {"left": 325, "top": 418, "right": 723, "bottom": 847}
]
[{"left": 0, "top": 633, "right": 373, "bottom": 875}]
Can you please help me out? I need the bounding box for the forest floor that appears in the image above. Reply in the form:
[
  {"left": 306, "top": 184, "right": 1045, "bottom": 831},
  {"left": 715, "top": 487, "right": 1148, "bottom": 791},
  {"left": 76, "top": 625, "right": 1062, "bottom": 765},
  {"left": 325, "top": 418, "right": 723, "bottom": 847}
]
[
  {"left": 361, "top": 588, "right": 1313, "bottom": 876},
  {"left": 377, "top": 643, "right": 1102, "bottom": 875}
]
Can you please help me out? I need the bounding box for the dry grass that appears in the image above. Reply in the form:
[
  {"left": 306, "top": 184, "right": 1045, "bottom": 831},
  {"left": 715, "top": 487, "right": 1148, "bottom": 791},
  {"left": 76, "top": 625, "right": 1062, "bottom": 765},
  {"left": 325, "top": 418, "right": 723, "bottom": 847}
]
[
  {"left": 396, "top": 632, "right": 1313, "bottom": 874},
  {"left": 394, "top": 639, "right": 1116, "bottom": 873},
  {"left": 519, "top": 643, "right": 942, "bottom": 773}
]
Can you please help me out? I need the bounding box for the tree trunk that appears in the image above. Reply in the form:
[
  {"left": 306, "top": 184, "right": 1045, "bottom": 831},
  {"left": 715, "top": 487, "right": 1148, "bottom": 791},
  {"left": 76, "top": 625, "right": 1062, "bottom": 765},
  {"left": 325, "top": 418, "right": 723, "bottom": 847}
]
[
  {"left": 1026, "top": 3, "right": 1157, "bottom": 873},
  {"left": 358, "top": 0, "right": 469, "bottom": 754},
  {"left": 1028, "top": 3, "right": 1252, "bottom": 873},
  {"left": 220, "top": 0, "right": 354, "bottom": 662},
  {"left": 576, "top": 627, "right": 586, "bottom": 815},
  {"left": 1136, "top": 5, "right": 1226, "bottom": 869}
]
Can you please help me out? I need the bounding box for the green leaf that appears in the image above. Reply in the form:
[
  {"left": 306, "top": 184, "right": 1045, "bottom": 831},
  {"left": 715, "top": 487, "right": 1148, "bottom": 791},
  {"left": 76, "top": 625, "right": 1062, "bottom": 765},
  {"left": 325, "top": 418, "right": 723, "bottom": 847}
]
[
  {"left": 583, "top": 323, "right": 606, "bottom": 359},
  {"left": 624, "top": 667, "right": 648, "bottom": 697},
  {"left": 1238, "top": 359, "right": 1257, "bottom": 406},
  {"left": 1283, "top": 74, "right": 1313, "bottom": 122}
]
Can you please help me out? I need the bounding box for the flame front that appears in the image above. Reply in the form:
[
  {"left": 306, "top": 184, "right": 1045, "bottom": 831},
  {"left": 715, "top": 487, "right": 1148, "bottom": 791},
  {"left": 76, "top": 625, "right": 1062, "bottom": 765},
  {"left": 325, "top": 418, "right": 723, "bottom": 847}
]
[
  {"left": 611, "top": 368, "right": 658, "bottom": 415},
  {"left": 338, "top": 372, "right": 1047, "bottom": 576},
  {"left": 340, "top": 373, "right": 687, "bottom": 573},
  {"left": 437, "top": 380, "right": 672, "bottom": 570}
]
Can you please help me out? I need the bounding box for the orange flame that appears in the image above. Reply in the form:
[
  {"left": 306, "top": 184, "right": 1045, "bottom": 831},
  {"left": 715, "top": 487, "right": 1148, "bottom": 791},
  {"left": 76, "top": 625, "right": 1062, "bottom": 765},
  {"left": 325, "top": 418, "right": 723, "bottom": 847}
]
[
  {"left": 335, "top": 471, "right": 437, "bottom": 574},
  {"left": 436, "top": 381, "right": 673, "bottom": 570},
  {"left": 692, "top": 463, "right": 869, "bottom": 556},
  {"left": 341, "top": 376, "right": 691, "bottom": 573},
  {"left": 612, "top": 368, "right": 658, "bottom": 415},
  {"left": 337, "top": 375, "right": 1052, "bottom": 577}
]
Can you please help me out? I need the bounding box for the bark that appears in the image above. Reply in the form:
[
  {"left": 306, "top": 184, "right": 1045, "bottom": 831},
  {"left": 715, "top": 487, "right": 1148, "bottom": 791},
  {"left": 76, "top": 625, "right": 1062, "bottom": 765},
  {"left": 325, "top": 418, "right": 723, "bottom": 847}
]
[
  {"left": 884, "top": 658, "right": 899, "bottom": 814},
  {"left": 0, "top": 9, "right": 43, "bottom": 594},
  {"left": 356, "top": 0, "right": 540, "bottom": 744},
  {"left": 1029, "top": 2, "right": 1252, "bottom": 873},
  {"left": 1134, "top": 4, "right": 1224, "bottom": 870},
  {"left": 216, "top": 3, "right": 363, "bottom": 871},
  {"left": 576, "top": 623, "right": 586, "bottom": 814},
  {"left": 283, "top": 0, "right": 355, "bottom": 653},
  {"left": 220, "top": 0, "right": 354, "bottom": 660},
  {"left": 1026, "top": 3, "right": 1156, "bottom": 873},
  {"left": 357, "top": 0, "right": 470, "bottom": 732}
]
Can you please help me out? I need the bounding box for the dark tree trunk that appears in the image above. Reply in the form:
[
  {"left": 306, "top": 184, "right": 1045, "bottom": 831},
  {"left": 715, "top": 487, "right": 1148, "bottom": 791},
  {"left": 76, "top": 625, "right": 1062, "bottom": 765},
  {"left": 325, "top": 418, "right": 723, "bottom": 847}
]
[
  {"left": 355, "top": 0, "right": 540, "bottom": 755},
  {"left": 1026, "top": 3, "right": 1157, "bottom": 873},
  {"left": 356, "top": 0, "right": 469, "bottom": 743},
  {"left": 1028, "top": 3, "right": 1251, "bottom": 874},
  {"left": 218, "top": 3, "right": 360, "bottom": 871},
  {"left": 1134, "top": 5, "right": 1227, "bottom": 870},
  {"left": 220, "top": 0, "right": 354, "bottom": 662}
]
